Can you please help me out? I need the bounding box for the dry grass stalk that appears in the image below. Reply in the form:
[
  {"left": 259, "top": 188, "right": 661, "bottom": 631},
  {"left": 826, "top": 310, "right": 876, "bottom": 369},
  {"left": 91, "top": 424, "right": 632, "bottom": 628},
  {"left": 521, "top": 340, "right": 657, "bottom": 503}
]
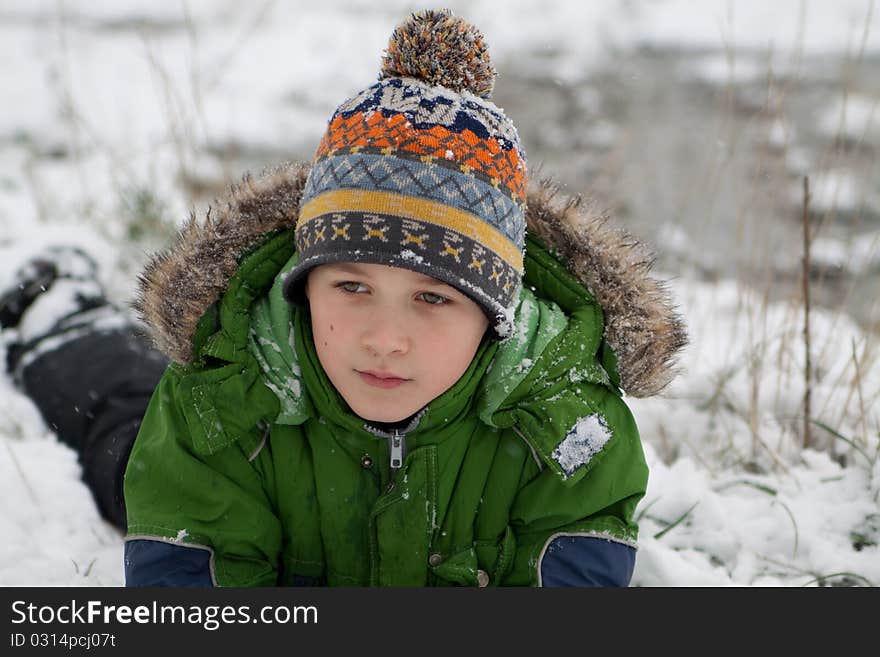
[
  {"left": 801, "top": 176, "right": 812, "bottom": 450},
  {"left": 850, "top": 338, "right": 870, "bottom": 450}
]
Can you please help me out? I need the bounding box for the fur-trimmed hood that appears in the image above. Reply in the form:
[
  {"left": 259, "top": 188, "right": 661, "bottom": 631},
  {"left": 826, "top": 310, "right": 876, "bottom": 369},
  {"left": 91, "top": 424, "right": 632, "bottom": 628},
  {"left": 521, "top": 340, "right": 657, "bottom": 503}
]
[{"left": 135, "top": 161, "right": 687, "bottom": 397}]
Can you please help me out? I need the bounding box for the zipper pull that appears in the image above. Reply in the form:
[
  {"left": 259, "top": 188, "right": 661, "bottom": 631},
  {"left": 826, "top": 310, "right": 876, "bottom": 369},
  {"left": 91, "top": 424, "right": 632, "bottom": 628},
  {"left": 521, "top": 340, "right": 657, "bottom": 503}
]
[{"left": 389, "top": 431, "right": 406, "bottom": 471}]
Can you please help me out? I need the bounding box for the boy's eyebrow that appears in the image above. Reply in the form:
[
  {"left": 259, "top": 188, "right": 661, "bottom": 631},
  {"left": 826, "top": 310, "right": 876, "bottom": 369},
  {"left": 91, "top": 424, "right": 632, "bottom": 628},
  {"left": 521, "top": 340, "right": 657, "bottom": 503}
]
[
  {"left": 326, "top": 263, "right": 372, "bottom": 277},
  {"left": 326, "top": 263, "right": 453, "bottom": 287}
]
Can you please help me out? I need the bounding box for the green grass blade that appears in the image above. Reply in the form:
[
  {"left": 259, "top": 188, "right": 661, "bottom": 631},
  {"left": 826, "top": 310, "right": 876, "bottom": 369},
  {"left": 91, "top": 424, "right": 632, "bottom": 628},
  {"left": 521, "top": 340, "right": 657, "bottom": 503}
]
[
  {"left": 714, "top": 479, "right": 778, "bottom": 496},
  {"left": 810, "top": 419, "right": 873, "bottom": 466},
  {"left": 800, "top": 571, "right": 875, "bottom": 587},
  {"left": 635, "top": 496, "right": 661, "bottom": 522},
  {"left": 653, "top": 501, "right": 699, "bottom": 540},
  {"left": 772, "top": 499, "right": 799, "bottom": 558}
]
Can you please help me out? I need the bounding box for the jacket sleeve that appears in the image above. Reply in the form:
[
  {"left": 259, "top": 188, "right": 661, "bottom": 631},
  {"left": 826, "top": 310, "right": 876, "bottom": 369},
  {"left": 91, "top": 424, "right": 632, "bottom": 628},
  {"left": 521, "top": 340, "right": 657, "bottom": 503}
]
[
  {"left": 123, "top": 366, "right": 283, "bottom": 587},
  {"left": 125, "top": 539, "right": 215, "bottom": 587},
  {"left": 539, "top": 536, "right": 636, "bottom": 587},
  {"left": 504, "top": 383, "right": 648, "bottom": 587}
]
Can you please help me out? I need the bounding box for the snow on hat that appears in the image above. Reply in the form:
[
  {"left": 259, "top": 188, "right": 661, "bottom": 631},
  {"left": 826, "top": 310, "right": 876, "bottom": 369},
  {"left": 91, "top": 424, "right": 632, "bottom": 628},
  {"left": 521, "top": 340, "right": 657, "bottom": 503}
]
[{"left": 283, "top": 8, "right": 527, "bottom": 337}]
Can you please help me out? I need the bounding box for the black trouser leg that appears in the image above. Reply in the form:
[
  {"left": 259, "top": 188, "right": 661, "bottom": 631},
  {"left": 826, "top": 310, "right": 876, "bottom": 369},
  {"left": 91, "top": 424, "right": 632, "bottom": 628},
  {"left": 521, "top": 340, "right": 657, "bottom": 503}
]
[{"left": 15, "top": 327, "right": 168, "bottom": 530}]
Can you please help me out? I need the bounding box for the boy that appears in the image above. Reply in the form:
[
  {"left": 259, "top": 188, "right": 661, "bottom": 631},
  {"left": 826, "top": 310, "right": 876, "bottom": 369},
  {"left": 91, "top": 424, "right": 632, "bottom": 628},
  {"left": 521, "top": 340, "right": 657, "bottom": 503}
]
[
  {"left": 2, "top": 9, "right": 686, "bottom": 586},
  {"left": 123, "top": 8, "right": 687, "bottom": 587}
]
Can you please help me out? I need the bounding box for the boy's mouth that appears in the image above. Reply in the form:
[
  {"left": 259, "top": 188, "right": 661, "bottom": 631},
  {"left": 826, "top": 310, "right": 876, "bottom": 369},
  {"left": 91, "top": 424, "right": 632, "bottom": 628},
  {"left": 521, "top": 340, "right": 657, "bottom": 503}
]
[{"left": 357, "top": 370, "right": 410, "bottom": 389}]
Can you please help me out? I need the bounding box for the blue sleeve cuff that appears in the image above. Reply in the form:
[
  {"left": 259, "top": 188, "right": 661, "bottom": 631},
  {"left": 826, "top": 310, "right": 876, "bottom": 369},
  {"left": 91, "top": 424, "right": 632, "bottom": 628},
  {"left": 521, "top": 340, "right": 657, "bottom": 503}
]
[
  {"left": 124, "top": 539, "right": 214, "bottom": 587},
  {"left": 540, "top": 535, "right": 636, "bottom": 587}
]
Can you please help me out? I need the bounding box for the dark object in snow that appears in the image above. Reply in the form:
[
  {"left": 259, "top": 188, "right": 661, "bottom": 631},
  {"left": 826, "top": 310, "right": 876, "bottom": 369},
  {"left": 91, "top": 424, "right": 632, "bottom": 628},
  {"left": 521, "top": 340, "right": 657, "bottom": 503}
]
[
  {"left": 0, "top": 246, "right": 99, "bottom": 332},
  {"left": 2, "top": 247, "right": 168, "bottom": 530},
  {"left": 19, "top": 329, "right": 167, "bottom": 529},
  {"left": 0, "top": 259, "right": 56, "bottom": 329}
]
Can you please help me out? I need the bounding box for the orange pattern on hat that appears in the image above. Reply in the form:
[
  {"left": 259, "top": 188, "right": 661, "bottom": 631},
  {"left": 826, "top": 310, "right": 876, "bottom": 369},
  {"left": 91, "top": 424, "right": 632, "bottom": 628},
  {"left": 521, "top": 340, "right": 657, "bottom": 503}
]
[{"left": 314, "top": 110, "right": 526, "bottom": 203}]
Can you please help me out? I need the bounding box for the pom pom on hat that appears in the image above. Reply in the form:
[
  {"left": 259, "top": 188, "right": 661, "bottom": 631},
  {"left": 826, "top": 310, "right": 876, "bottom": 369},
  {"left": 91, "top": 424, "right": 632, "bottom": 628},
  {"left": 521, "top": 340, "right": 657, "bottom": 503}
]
[{"left": 380, "top": 8, "right": 496, "bottom": 98}]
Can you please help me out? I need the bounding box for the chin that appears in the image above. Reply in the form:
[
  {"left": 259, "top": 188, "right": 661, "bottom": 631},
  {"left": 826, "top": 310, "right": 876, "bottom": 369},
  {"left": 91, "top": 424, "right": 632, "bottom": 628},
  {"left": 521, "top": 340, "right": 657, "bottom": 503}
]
[
  {"left": 351, "top": 403, "right": 414, "bottom": 424},
  {"left": 360, "top": 409, "right": 410, "bottom": 423}
]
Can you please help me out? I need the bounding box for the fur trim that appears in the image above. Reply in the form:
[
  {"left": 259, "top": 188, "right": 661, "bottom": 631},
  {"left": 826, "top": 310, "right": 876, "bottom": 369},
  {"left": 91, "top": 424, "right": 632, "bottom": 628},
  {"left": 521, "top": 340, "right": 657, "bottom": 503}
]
[
  {"left": 135, "top": 162, "right": 686, "bottom": 397},
  {"left": 133, "top": 161, "right": 310, "bottom": 365},
  {"left": 526, "top": 178, "right": 688, "bottom": 397}
]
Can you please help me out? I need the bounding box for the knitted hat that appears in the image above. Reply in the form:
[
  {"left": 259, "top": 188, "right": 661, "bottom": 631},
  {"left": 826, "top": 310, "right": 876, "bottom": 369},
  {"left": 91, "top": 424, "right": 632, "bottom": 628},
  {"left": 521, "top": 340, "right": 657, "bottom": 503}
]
[{"left": 283, "top": 8, "right": 527, "bottom": 338}]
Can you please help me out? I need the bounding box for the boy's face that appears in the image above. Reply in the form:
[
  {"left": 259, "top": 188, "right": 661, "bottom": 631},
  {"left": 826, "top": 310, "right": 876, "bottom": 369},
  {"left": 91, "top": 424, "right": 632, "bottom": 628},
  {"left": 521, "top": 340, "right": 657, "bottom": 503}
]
[{"left": 305, "top": 262, "right": 490, "bottom": 423}]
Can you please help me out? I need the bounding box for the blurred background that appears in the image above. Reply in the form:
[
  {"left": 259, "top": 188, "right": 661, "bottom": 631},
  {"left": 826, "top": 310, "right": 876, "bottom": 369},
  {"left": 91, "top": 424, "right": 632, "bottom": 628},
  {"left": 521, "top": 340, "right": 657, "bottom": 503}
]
[
  {"left": 2, "top": 0, "right": 878, "bottom": 324},
  {"left": 0, "top": 0, "right": 878, "bottom": 586}
]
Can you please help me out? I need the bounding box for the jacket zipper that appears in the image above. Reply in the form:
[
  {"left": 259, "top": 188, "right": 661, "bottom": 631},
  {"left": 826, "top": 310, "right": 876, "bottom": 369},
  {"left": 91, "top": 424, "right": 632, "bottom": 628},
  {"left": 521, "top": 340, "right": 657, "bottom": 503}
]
[
  {"left": 363, "top": 408, "right": 426, "bottom": 480},
  {"left": 367, "top": 425, "right": 409, "bottom": 584},
  {"left": 388, "top": 428, "right": 406, "bottom": 472},
  {"left": 363, "top": 408, "right": 427, "bottom": 585}
]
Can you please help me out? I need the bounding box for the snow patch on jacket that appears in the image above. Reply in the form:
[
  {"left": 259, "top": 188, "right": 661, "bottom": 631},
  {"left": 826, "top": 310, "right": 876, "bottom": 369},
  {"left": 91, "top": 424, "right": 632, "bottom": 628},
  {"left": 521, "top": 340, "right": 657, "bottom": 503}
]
[{"left": 552, "top": 415, "right": 612, "bottom": 479}]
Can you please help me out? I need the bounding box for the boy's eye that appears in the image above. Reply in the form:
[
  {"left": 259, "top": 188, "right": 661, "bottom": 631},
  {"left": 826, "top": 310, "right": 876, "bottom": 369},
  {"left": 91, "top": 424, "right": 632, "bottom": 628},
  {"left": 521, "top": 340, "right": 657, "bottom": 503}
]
[
  {"left": 334, "top": 282, "right": 449, "bottom": 305},
  {"left": 337, "top": 281, "right": 368, "bottom": 294},
  {"left": 418, "top": 291, "right": 449, "bottom": 306}
]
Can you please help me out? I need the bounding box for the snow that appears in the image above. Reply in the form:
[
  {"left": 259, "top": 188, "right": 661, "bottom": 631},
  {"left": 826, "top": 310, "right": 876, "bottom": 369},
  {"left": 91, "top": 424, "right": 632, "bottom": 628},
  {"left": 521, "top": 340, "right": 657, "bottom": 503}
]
[
  {"left": 615, "top": 0, "right": 879, "bottom": 55},
  {"left": 682, "top": 53, "right": 773, "bottom": 85},
  {"left": 634, "top": 442, "right": 879, "bottom": 587},
  {"left": 17, "top": 279, "right": 103, "bottom": 342},
  {"left": 626, "top": 275, "right": 880, "bottom": 585},
  {"left": 400, "top": 249, "right": 424, "bottom": 264},
  {"left": 1, "top": 417, "right": 122, "bottom": 586},
  {"left": 818, "top": 93, "right": 880, "bottom": 142},
  {"left": 552, "top": 415, "right": 612, "bottom": 478},
  {"left": 811, "top": 232, "right": 880, "bottom": 272},
  {"left": 14, "top": 310, "right": 131, "bottom": 377},
  {"left": 794, "top": 169, "right": 864, "bottom": 212},
  {"left": 1, "top": 0, "right": 878, "bottom": 587}
]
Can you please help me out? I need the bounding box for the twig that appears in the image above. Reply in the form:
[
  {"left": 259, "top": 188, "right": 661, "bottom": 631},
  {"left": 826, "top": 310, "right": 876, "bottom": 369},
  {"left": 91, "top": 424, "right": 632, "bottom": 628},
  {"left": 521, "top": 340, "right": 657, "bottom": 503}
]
[
  {"left": 202, "top": 1, "right": 277, "bottom": 93},
  {"left": 824, "top": 333, "right": 873, "bottom": 432},
  {"left": 801, "top": 176, "right": 812, "bottom": 449},
  {"left": 850, "top": 338, "right": 870, "bottom": 450},
  {"left": 754, "top": 425, "right": 792, "bottom": 475},
  {"left": 5, "top": 441, "right": 41, "bottom": 511}
]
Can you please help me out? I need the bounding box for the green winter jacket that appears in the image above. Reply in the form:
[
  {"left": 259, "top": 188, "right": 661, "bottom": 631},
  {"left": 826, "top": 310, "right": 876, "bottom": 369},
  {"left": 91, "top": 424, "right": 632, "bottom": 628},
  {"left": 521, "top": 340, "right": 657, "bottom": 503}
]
[{"left": 124, "top": 162, "right": 686, "bottom": 587}]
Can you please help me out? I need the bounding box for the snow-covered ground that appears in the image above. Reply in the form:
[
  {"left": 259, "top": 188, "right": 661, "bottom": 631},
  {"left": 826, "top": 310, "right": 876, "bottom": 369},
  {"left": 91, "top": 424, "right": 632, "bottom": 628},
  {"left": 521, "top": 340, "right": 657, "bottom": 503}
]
[{"left": 1, "top": 1, "right": 878, "bottom": 586}]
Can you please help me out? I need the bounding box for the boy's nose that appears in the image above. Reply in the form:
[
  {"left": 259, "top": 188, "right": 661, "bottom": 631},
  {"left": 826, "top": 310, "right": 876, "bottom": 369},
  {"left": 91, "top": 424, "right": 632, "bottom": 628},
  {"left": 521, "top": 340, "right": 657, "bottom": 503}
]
[{"left": 360, "top": 312, "right": 411, "bottom": 356}]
